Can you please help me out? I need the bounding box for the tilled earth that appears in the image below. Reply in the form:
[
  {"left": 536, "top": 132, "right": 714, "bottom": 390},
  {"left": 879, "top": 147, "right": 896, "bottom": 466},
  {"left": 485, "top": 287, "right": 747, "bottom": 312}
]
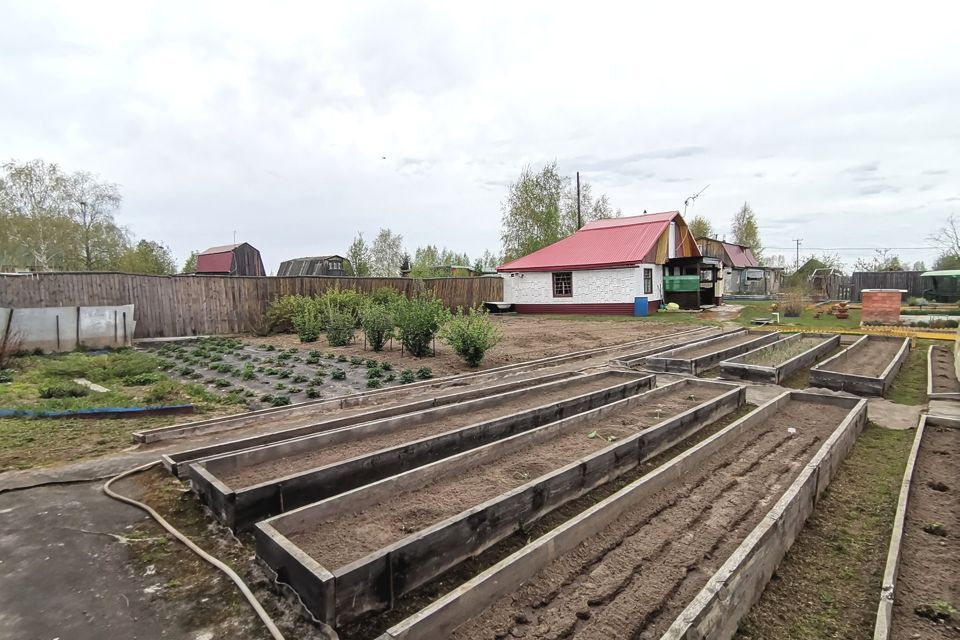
[
  {"left": 450, "top": 400, "right": 852, "bottom": 639},
  {"left": 666, "top": 332, "right": 767, "bottom": 360},
  {"left": 218, "top": 372, "right": 631, "bottom": 488},
  {"left": 290, "top": 384, "right": 729, "bottom": 569},
  {"left": 823, "top": 338, "right": 904, "bottom": 377},
  {"left": 929, "top": 345, "right": 960, "bottom": 395},
  {"left": 890, "top": 425, "right": 960, "bottom": 640}
]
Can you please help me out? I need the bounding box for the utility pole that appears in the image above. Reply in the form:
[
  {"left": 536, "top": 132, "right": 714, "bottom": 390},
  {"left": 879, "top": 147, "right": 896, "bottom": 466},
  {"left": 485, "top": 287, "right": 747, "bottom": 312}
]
[
  {"left": 576, "top": 172, "right": 581, "bottom": 229},
  {"left": 793, "top": 238, "right": 802, "bottom": 271}
]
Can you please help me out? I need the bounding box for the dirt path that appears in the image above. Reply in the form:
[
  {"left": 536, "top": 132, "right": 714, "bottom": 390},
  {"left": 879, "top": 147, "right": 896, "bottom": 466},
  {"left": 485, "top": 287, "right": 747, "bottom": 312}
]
[
  {"left": 825, "top": 339, "right": 903, "bottom": 377},
  {"left": 451, "top": 401, "right": 852, "bottom": 640},
  {"left": 220, "top": 373, "right": 630, "bottom": 488},
  {"left": 668, "top": 332, "right": 764, "bottom": 360},
  {"left": 891, "top": 425, "right": 960, "bottom": 640},
  {"left": 930, "top": 345, "right": 960, "bottom": 395},
  {"left": 290, "top": 385, "right": 728, "bottom": 569}
]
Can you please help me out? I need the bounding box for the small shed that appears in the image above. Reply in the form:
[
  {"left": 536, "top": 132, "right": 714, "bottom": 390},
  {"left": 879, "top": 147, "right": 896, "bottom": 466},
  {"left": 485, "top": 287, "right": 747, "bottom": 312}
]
[
  {"left": 697, "top": 237, "right": 781, "bottom": 298},
  {"left": 277, "top": 255, "right": 350, "bottom": 277},
  {"left": 196, "top": 243, "right": 265, "bottom": 276}
]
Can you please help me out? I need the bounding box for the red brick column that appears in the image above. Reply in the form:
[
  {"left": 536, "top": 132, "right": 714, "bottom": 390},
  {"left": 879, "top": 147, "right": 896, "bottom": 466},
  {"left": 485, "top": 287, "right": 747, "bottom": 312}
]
[{"left": 861, "top": 290, "right": 903, "bottom": 324}]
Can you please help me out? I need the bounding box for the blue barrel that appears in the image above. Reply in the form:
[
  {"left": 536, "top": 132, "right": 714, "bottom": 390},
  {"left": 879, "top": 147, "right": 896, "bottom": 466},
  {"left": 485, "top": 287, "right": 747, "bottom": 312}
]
[{"left": 634, "top": 297, "right": 649, "bottom": 316}]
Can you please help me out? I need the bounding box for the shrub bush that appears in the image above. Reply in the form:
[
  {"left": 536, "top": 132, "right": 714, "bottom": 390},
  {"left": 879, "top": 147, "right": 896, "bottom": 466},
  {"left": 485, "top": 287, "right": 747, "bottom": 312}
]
[
  {"left": 781, "top": 292, "right": 805, "bottom": 318},
  {"left": 369, "top": 287, "right": 405, "bottom": 308},
  {"left": 270, "top": 395, "right": 291, "bottom": 407},
  {"left": 0, "top": 369, "right": 13, "bottom": 383},
  {"left": 325, "top": 304, "right": 356, "bottom": 347},
  {"left": 367, "top": 367, "right": 383, "bottom": 379},
  {"left": 39, "top": 382, "right": 90, "bottom": 399},
  {"left": 293, "top": 305, "right": 323, "bottom": 343},
  {"left": 361, "top": 303, "right": 395, "bottom": 352},
  {"left": 396, "top": 296, "right": 448, "bottom": 357},
  {"left": 399, "top": 368, "right": 416, "bottom": 384},
  {"left": 350, "top": 356, "right": 364, "bottom": 366},
  {"left": 440, "top": 307, "right": 502, "bottom": 368},
  {"left": 366, "top": 378, "right": 382, "bottom": 389},
  {"left": 331, "top": 368, "right": 346, "bottom": 380},
  {"left": 416, "top": 366, "right": 433, "bottom": 380},
  {"left": 306, "top": 388, "right": 320, "bottom": 399}
]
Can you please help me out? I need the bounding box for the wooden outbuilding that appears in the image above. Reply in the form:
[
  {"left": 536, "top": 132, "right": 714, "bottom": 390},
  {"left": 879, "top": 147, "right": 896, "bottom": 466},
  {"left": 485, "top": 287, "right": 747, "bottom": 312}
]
[{"left": 196, "top": 243, "right": 266, "bottom": 276}]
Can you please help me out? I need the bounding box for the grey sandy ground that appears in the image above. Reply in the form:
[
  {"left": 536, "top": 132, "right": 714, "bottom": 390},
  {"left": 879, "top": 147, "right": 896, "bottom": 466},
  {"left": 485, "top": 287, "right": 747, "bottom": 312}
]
[{"left": 0, "top": 481, "right": 184, "bottom": 640}]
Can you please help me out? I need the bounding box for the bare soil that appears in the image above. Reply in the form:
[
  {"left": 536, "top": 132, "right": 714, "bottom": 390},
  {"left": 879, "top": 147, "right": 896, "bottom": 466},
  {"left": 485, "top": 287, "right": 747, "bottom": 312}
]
[
  {"left": 245, "top": 316, "right": 687, "bottom": 377},
  {"left": 930, "top": 345, "right": 960, "bottom": 395},
  {"left": 666, "top": 332, "right": 765, "bottom": 360},
  {"left": 823, "top": 338, "right": 904, "bottom": 377},
  {"left": 290, "top": 384, "right": 728, "bottom": 569},
  {"left": 891, "top": 425, "right": 960, "bottom": 639},
  {"left": 219, "top": 373, "right": 629, "bottom": 488},
  {"left": 450, "top": 400, "right": 852, "bottom": 639}
]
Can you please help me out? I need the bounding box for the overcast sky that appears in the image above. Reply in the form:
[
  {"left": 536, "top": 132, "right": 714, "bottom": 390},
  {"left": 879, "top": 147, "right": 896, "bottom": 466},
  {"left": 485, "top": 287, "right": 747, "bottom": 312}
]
[{"left": 2, "top": 0, "right": 958, "bottom": 272}]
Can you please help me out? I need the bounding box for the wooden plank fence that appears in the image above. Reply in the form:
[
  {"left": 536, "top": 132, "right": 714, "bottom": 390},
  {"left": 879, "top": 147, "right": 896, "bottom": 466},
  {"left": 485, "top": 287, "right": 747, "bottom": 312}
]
[
  {"left": 0, "top": 273, "right": 504, "bottom": 339},
  {"left": 850, "top": 271, "right": 923, "bottom": 302}
]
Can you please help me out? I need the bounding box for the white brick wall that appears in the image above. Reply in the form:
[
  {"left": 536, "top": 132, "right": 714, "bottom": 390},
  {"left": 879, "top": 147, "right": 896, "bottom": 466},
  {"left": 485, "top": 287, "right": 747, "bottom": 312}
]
[{"left": 502, "top": 266, "right": 663, "bottom": 304}]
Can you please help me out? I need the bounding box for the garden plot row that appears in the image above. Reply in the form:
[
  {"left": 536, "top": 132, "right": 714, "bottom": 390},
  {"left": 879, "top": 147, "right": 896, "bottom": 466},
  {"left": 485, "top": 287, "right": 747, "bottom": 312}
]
[
  {"left": 379, "top": 391, "right": 867, "bottom": 640},
  {"left": 720, "top": 332, "right": 840, "bottom": 384},
  {"left": 189, "top": 370, "right": 652, "bottom": 530},
  {"left": 811, "top": 334, "right": 910, "bottom": 396},
  {"left": 927, "top": 344, "right": 960, "bottom": 400},
  {"left": 255, "top": 378, "right": 744, "bottom": 625},
  {"left": 139, "top": 325, "right": 720, "bottom": 443},
  {"left": 875, "top": 414, "right": 959, "bottom": 640},
  {"left": 162, "top": 368, "right": 577, "bottom": 476},
  {"left": 643, "top": 329, "right": 782, "bottom": 375}
]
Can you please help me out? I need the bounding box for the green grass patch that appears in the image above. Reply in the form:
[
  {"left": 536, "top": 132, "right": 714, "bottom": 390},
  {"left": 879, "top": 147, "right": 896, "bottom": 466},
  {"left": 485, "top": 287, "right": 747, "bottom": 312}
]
[
  {"left": 885, "top": 340, "right": 930, "bottom": 406},
  {"left": 733, "top": 300, "right": 862, "bottom": 330},
  {"left": 0, "top": 349, "right": 245, "bottom": 470},
  {"left": 736, "top": 422, "right": 913, "bottom": 640}
]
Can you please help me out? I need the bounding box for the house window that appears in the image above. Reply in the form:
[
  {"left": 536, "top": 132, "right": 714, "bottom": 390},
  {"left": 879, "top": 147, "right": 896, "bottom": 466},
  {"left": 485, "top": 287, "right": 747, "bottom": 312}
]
[
  {"left": 552, "top": 272, "right": 573, "bottom": 297},
  {"left": 328, "top": 260, "right": 342, "bottom": 271},
  {"left": 643, "top": 268, "right": 653, "bottom": 294}
]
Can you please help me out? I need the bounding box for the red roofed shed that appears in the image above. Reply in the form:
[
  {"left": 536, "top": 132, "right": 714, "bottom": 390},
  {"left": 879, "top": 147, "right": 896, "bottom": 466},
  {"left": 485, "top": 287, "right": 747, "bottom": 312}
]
[{"left": 195, "top": 243, "right": 265, "bottom": 276}]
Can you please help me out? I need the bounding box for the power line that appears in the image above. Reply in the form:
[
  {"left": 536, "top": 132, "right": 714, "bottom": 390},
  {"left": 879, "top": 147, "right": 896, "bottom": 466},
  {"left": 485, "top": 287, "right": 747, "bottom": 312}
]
[{"left": 765, "top": 246, "right": 933, "bottom": 251}]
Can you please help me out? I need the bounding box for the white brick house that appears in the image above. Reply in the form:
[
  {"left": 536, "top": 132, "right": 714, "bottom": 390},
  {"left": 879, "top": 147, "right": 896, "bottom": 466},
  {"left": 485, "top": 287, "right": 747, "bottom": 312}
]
[{"left": 497, "top": 211, "right": 706, "bottom": 315}]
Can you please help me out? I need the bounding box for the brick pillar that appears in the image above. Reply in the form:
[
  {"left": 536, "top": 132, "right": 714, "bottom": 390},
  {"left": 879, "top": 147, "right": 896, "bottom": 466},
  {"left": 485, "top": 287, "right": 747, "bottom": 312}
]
[{"left": 861, "top": 290, "right": 903, "bottom": 324}]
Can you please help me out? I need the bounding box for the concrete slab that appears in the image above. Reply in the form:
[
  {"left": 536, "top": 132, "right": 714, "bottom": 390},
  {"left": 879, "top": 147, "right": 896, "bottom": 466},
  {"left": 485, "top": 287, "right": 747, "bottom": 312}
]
[{"left": 867, "top": 398, "right": 924, "bottom": 430}]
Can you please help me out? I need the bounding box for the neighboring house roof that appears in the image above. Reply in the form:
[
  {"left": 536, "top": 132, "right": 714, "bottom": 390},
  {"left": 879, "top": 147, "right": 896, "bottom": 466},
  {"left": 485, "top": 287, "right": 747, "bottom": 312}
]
[
  {"left": 199, "top": 243, "right": 241, "bottom": 255},
  {"left": 498, "top": 211, "right": 697, "bottom": 272},
  {"left": 721, "top": 241, "right": 759, "bottom": 269},
  {"left": 277, "top": 255, "right": 348, "bottom": 276}
]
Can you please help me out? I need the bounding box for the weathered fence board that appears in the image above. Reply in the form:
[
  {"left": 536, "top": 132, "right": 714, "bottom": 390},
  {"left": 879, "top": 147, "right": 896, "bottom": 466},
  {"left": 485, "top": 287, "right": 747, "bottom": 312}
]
[
  {"left": 0, "top": 273, "right": 503, "bottom": 338},
  {"left": 851, "top": 271, "right": 923, "bottom": 302}
]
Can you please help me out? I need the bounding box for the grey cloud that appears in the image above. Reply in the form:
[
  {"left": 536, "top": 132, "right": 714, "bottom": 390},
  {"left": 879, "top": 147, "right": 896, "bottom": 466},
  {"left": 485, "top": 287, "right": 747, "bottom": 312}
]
[
  {"left": 923, "top": 169, "right": 949, "bottom": 175},
  {"left": 858, "top": 184, "right": 901, "bottom": 195},
  {"left": 845, "top": 162, "right": 879, "bottom": 174}
]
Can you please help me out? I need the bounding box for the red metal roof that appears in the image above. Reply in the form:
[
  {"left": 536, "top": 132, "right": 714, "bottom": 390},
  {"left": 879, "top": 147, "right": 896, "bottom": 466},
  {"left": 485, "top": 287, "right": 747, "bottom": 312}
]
[
  {"left": 497, "top": 211, "right": 683, "bottom": 272},
  {"left": 720, "top": 241, "right": 759, "bottom": 269},
  {"left": 199, "top": 243, "right": 241, "bottom": 255},
  {"left": 196, "top": 251, "right": 234, "bottom": 273}
]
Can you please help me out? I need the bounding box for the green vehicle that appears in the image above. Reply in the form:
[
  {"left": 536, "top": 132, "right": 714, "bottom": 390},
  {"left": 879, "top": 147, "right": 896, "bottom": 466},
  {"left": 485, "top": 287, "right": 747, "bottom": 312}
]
[{"left": 921, "top": 270, "right": 960, "bottom": 302}]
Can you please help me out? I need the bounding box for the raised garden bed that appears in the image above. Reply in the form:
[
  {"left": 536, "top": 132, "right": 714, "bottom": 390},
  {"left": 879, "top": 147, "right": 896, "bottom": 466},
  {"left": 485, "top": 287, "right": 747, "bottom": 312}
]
[
  {"left": 188, "top": 370, "right": 652, "bottom": 530},
  {"left": 810, "top": 335, "right": 911, "bottom": 396},
  {"left": 927, "top": 344, "right": 960, "bottom": 400},
  {"left": 720, "top": 332, "right": 841, "bottom": 384},
  {"left": 161, "top": 369, "right": 575, "bottom": 476},
  {"left": 645, "top": 330, "right": 782, "bottom": 375},
  {"left": 874, "top": 414, "right": 960, "bottom": 640},
  {"left": 377, "top": 391, "right": 867, "bottom": 640},
  {"left": 254, "top": 378, "right": 745, "bottom": 625}
]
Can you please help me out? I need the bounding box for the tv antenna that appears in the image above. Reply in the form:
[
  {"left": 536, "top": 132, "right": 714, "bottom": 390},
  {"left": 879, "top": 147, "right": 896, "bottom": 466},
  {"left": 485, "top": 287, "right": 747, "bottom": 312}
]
[{"left": 683, "top": 184, "right": 710, "bottom": 216}]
